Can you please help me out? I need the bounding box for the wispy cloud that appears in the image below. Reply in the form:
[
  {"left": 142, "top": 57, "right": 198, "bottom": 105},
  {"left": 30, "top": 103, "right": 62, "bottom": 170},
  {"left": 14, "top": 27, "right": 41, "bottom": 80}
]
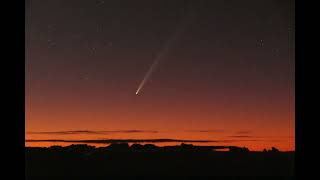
[
  {"left": 26, "top": 138, "right": 286, "bottom": 145},
  {"left": 26, "top": 138, "right": 216, "bottom": 144},
  {"left": 227, "top": 135, "right": 294, "bottom": 139},
  {"left": 185, "top": 130, "right": 225, "bottom": 133},
  {"left": 26, "top": 130, "right": 159, "bottom": 135},
  {"left": 216, "top": 139, "right": 286, "bottom": 143},
  {"left": 228, "top": 135, "right": 254, "bottom": 138},
  {"left": 235, "top": 131, "right": 252, "bottom": 134}
]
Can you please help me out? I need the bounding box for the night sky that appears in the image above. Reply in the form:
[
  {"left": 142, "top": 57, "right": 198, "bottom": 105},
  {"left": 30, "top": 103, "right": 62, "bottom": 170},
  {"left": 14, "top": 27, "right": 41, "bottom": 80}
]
[{"left": 26, "top": 0, "right": 295, "bottom": 150}]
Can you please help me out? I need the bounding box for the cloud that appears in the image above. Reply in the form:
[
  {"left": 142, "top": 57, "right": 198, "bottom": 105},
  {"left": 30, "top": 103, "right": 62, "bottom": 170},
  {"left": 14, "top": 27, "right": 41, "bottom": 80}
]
[
  {"left": 228, "top": 135, "right": 254, "bottom": 138},
  {"left": 25, "top": 138, "right": 286, "bottom": 145},
  {"left": 235, "top": 131, "right": 252, "bottom": 134},
  {"left": 185, "top": 130, "right": 225, "bottom": 133},
  {"left": 227, "top": 135, "right": 294, "bottom": 140},
  {"left": 26, "top": 138, "right": 216, "bottom": 144},
  {"left": 26, "top": 130, "right": 159, "bottom": 135},
  {"left": 215, "top": 139, "right": 286, "bottom": 143}
]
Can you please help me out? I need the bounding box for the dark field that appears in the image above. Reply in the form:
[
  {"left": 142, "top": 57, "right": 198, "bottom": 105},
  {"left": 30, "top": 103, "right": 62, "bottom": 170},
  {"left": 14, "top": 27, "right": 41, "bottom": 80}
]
[{"left": 26, "top": 144, "right": 294, "bottom": 177}]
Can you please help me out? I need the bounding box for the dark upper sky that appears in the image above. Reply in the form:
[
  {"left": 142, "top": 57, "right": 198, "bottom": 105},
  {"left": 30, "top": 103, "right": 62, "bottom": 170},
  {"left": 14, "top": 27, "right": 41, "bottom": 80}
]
[{"left": 26, "top": 0, "right": 295, "bottom": 150}]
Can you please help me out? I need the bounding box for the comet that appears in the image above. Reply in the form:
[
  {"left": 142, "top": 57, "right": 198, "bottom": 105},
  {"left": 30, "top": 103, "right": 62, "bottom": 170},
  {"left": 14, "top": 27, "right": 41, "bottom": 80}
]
[
  {"left": 135, "top": 9, "right": 193, "bottom": 95},
  {"left": 135, "top": 45, "right": 168, "bottom": 95}
]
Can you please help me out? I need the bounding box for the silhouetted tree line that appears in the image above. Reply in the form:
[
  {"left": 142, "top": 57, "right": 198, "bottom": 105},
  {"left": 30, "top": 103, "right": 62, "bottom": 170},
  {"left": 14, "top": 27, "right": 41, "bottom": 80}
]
[
  {"left": 26, "top": 143, "right": 294, "bottom": 177},
  {"left": 26, "top": 143, "right": 255, "bottom": 153}
]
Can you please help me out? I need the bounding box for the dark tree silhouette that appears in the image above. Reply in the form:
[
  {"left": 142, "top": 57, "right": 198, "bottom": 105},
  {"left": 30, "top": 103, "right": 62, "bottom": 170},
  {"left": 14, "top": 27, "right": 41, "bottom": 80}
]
[{"left": 26, "top": 143, "right": 294, "bottom": 177}]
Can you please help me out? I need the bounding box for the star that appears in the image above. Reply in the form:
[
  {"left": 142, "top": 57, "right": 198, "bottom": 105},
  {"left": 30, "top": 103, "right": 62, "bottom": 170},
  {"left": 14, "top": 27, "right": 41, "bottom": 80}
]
[
  {"left": 271, "top": 48, "right": 280, "bottom": 56},
  {"left": 96, "top": 0, "right": 105, "bottom": 5},
  {"left": 104, "top": 41, "right": 113, "bottom": 47},
  {"left": 47, "top": 39, "right": 56, "bottom": 47},
  {"left": 287, "top": 24, "right": 294, "bottom": 32},
  {"left": 89, "top": 47, "right": 97, "bottom": 53},
  {"left": 47, "top": 24, "right": 56, "bottom": 33},
  {"left": 81, "top": 74, "right": 89, "bottom": 81},
  {"left": 257, "top": 39, "right": 264, "bottom": 47}
]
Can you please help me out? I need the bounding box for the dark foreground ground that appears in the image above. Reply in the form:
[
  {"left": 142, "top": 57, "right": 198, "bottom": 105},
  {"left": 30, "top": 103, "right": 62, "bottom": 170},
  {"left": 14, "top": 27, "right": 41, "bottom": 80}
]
[{"left": 26, "top": 144, "right": 294, "bottom": 177}]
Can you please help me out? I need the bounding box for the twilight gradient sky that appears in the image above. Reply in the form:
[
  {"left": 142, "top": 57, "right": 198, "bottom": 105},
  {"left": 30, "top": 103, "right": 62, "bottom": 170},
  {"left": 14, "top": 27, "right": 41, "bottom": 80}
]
[{"left": 26, "top": 0, "right": 295, "bottom": 151}]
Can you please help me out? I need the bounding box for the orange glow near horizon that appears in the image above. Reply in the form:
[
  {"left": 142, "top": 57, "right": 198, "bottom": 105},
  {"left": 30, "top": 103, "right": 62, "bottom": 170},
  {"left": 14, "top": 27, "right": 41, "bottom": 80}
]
[
  {"left": 25, "top": 92, "right": 295, "bottom": 151},
  {"left": 26, "top": 89, "right": 295, "bottom": 151}
]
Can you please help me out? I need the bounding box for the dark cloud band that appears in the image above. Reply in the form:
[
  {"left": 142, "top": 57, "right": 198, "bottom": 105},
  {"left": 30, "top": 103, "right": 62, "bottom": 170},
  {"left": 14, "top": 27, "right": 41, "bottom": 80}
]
[{"left": 27, "top": 130, "right": 159, "bottom": 135}]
